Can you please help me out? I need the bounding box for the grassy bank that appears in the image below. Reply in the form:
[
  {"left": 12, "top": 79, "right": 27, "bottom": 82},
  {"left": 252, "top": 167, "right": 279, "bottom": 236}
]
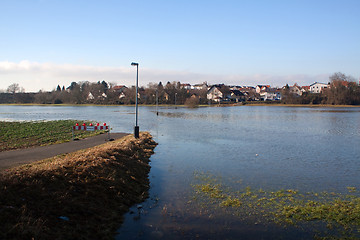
[
  {"left": 0, "top": 120, "right": 105, "bottom": 152},
  {"left": 0, "top": 132, "right": 157, "bottom": 239}
]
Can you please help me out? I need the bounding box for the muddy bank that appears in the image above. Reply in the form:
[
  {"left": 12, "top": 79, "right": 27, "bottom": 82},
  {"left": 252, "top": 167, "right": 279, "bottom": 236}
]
[{"left": 0, "top": 132, "right": 157, "bottom": 239}]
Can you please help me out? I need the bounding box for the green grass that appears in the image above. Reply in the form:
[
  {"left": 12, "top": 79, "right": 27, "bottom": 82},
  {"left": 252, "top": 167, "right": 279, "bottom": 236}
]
[
  {"left": 0, "top": 120, "right": 105, "bottom": 152},
  {"left": 192, "top": 172, "right": 360, "bottom": 239}
]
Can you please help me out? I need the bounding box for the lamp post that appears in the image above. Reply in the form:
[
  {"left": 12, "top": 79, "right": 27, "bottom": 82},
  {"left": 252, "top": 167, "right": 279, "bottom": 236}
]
[
  {"left": 156, "top": 88, "right": 159, "bottom": 116},
  {"left": 131, "top": 62, "right": 139, "bottom": 138},
  {"left": 175, "top": 92, "right": 177, "bottom": 109}
]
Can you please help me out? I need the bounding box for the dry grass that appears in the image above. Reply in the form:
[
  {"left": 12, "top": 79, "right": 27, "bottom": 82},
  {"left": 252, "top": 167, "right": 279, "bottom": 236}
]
[{"left": 0, "top": 132, "right": 157, "bottom": 240}]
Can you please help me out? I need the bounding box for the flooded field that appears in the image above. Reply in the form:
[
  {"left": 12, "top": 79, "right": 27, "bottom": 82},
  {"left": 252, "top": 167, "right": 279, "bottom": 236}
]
[{"left": 1, "top": 105, "right": 359, "bottom": 239}]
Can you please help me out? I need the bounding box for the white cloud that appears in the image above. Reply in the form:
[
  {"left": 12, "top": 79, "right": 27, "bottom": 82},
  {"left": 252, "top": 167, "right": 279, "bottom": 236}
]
[
  {"left": 0, "top": 61, "right": 134, "bottom": 92},
  {"left": 0, "top": 60, "right": 330, "bottom": 92}
]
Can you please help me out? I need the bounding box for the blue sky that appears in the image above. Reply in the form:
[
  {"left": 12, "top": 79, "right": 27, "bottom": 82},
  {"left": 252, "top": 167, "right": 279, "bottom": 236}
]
[{"left": 0, "top": 0, "right": 359, "bottom": 92}]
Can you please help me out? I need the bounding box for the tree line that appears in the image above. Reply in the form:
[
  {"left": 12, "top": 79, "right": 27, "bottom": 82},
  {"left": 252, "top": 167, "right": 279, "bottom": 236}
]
[
  {"left": 1, "top": 72, "right": 359, "bottom": 106},
  {"left": 0, "top": 80, "right": 208, "bottom": 106},
  {"left": 281, "top": 72, "right": 360, "bottom": 105}
]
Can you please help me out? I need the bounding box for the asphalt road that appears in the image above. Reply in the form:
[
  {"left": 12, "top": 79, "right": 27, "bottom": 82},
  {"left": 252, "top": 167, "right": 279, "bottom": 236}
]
[{"left": 0, "top": 132, "right": 129, "bottom": 170}]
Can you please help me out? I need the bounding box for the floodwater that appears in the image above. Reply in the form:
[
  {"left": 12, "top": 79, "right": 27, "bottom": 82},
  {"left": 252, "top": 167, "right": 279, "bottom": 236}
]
[{"left": 1, "top": 105, "right": 360, "bottom": 239}]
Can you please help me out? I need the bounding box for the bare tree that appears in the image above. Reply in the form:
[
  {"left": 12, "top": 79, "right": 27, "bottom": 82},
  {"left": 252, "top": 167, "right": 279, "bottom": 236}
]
[
  {"left": 329, "top": 72, "right": 356, "bottom": 83},
  {"left": 324, "top": 72, "right": 359, "bottom": 105},
  {"left": 7, "top": 83, "right": 24, "bottom": 94}
]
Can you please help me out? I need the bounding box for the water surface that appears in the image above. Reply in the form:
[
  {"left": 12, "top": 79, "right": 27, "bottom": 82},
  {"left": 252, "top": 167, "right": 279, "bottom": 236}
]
[{"left": 1, "top": 105, "right": 359, "bottom": 239}]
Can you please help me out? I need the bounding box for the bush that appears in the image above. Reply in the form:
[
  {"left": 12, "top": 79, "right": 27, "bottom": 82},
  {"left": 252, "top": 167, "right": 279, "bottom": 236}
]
[
  {"left": 54, "top": 99, "right": 63, "bottom": 104},
  {"left": 184, "top": 97, "right": 199, "bottom": 108}
]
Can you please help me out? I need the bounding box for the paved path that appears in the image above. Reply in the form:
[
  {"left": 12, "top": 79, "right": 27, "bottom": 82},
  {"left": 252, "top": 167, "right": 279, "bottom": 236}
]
[{"left": 0, "top": 132, "right": 129, "bottom": 170}]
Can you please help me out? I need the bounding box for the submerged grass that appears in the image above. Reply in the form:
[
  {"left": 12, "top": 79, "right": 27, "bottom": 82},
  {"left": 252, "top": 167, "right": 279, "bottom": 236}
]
[
  {"left": 192, "top": 172, "right": 360, "bottom": 239},
  {"left": 0, "top": 132, "right": 157, "bottom": 239},
  {"left": 0, "top": 120, "right": 105, "bottom": 152}
]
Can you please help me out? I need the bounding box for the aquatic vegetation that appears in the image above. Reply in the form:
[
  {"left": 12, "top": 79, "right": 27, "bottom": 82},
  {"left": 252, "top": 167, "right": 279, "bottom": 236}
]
[
  {"left": 0, "top": 120, "right": 105, "bottom": 151},
  {"left": 192, "top": 172, "right": 360, "bottom": 239},
  {"left": 347, "top": 187, "right": 357, "bottom": 193},
  {"left": 220, "top": 196, "right": 242, "bottom": 207}
]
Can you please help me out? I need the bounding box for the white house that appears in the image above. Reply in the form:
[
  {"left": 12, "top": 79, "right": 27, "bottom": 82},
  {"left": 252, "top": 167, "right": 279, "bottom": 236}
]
[
  {"left": 207, "top": 85, "right": 230, "bottom": 102},
  {"left": 207, "top": 86, "right": 224, "bottom": 102},
  {"left": 290, "top": 84, "right": 302, "bottom": 96},
  {"left": 256, "top": 85, "right": 270, "bottom": 93},
  {"left": 191, "top": 82, "right": 208, "bottom": 90},
  {"left": 119, "top": 92, "right": 126, "bottom": 99},
  {"left": 310, "top": 82, "right": 329, "bottom": 93},
  {"left": 87, "top": 92, "right": 95, "bottom": 101},
  {"left": 260, "top": 91, "right": 281, "bottom": 101}
]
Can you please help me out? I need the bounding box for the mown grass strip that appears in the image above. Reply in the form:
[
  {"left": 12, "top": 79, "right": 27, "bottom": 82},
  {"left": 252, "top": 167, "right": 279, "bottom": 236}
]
[{"left": 0, "top": 120, "right": 105, "bottom": 152}]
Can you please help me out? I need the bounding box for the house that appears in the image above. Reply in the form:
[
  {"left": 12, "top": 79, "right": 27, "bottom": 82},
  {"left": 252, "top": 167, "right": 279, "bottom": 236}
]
[
  {"left": 241, "top": 87, "right": 257, "bottom": 101},
  {"left": 207, "top": 84, "right": 230, "bottom": 102},
  {"left": 113, "top": 85, "right": 127, "bottom": 93},
  {"left": 163, "top": 92, "right": 170, "bottom": 101},
  {"left": 229, "top": 85, "right": 242, "bottom": 91},
  {"left": 112, "top": 85, "right": 128, "bottom": 99},
  {"left": 192, "top": 82, "right": 208, "bottom": 90},
  {"left": 229, "top": 90, "right": 245, "bottom": 102},
  {"left": 239, "top": 86, "right": 256, "bottom": 93},
  {"left": 256, "top": 85, "right": 270, "bottom": 93},
  {"left": 260, "top": 90, "right": 281, "bottom": 101},
  {"left": 180, "top": 83, "right": 191, "bottom": 90},
  {"left": 255, "top": 85, "right": 282, "bottom": 101},
  {"left": 86, "top": 92, "right": 107, "bottom": 101},
  {"left": 119, "top": 92, "right": 126, "bottom": 99},
  {"left": 310, "top": 82, "right": 329, "bottom": 93},
  {"left": 289, "top": 84, "right": 302, "bottom": 96},
  {"left": 87, "top": 92, "right": 95, "bottom": 101},
  {"left": 301, "top": 86, "right": 310, "bottom": 94}
]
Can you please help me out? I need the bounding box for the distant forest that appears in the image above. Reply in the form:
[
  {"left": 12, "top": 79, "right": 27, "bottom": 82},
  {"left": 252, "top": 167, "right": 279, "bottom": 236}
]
[{"left": 1, "top": 72, "right": 360, "bottom": 106}]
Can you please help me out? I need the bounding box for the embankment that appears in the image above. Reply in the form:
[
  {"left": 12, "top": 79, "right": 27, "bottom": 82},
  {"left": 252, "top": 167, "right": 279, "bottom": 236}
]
[{"left": 0, "top": 132, "right": 157, "bottom": 239}]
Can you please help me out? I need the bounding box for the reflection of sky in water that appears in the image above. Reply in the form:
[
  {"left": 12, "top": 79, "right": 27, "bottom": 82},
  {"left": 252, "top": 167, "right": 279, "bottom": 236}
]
[
  {"left": 1, "top": 105, "right": 360, "bottom": 239},
  {"left": 1, "top": 105, "right": 359, "bottom": 191},
  {"left": 152, "top": 106, "right": 360, "bottom": 192}
]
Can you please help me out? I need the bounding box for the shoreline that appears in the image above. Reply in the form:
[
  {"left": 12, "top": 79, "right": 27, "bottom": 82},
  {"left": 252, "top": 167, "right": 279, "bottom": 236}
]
[
  {"left": 0, "top": 132, "right": 157, "bottom": 239},
  {"left": 1, "top": 103, "right": 360, "bottom": 108},
  {"left": 240, "top": 103, "right": 360, "bottom": 108}
]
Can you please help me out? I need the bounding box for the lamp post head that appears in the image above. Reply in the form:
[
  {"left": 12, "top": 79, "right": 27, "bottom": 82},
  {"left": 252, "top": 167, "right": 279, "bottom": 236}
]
[{"left": 131, "top": 62, "right": 139, "bottom": 66}]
